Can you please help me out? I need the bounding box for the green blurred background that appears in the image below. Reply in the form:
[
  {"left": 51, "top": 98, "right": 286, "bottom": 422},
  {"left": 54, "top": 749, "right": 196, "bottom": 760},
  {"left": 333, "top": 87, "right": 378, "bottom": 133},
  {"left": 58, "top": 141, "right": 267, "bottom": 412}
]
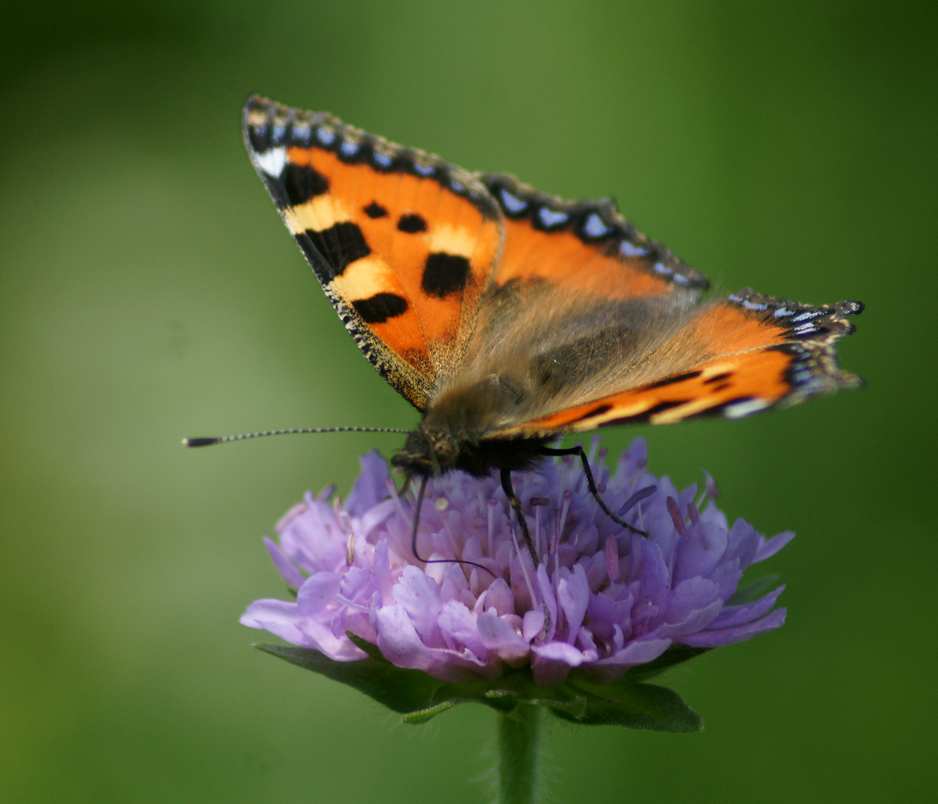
[{"left": 3, "top": 1, "right": 936, "bottom": 802}]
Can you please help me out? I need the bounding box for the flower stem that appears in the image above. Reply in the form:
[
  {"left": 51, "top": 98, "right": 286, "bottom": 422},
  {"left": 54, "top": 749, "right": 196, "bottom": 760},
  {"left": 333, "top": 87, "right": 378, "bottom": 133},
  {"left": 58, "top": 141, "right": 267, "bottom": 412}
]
[{"left": 496, "top": 705, "right": 541, "bottom": 804}]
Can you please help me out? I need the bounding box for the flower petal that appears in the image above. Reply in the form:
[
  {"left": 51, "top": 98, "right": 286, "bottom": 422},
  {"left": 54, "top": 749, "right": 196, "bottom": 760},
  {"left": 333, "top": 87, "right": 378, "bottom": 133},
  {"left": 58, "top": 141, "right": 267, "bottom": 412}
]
[
  {"left": 588, "top": 638, "right": 672, "bottom": 681},
  {"left": 375, "top": 604, "right": 434, "bottom": 671},
  {"left": 245, "top": 441, "right": 793, "bottom": 687},
  {"left": 710, "top": 585, "right": 785, "bottom": 629},
  {"left": 438, "top": 600, "right": 486, "bottom": 656},
  {"left": 536, "top": 564, "right": 559, "bottom": 642},
  {"left": 658, "top": 578, "right": 723, "bottom": 637},
  {"left": 241, "top": 599, "right": 306, "bottom": 644},
  {"left": 264, "top": 536, "right": 305, "bottom": 589},
  {"left": 477, "top": 610, "right": 528, "bottom": 662},
  {"left": 523, "top": 610, "right": 545, "bottom": 642},
  {"left": 674, "top": 520, "right": 728, "bottom": 582},
  {"left": 240, "top": 599, "right": 364, "bottom": 661},
  {"left": 297, "top": 572, "right": 341, "bottom": 616},
  {"left": 478, "top": 578, "right": 515, "bottom": 617},
  {"left": 532, "top": 641, "right": 587, "bottom": 685},
  {"left": 345, "top": 450, "right": 390, "bottom": 516},
  {"left": 755, "top": 531, "right": 796, "bottom": 563},
  {"left": 557, "top": 564, "right": 590, "bottom": 643},
  {"left": 683, "top": 607, "right": 787, "bottom": 648},
  {"left": 393, "top": 566, "right": 442, "bottom": 642}
]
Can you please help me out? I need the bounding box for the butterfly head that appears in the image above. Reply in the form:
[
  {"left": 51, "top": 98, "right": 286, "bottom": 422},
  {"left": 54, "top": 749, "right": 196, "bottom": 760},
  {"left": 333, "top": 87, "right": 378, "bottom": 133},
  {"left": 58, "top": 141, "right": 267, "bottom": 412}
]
[{"left": 390, "top": 428, "right": 461, "bottom": 478}]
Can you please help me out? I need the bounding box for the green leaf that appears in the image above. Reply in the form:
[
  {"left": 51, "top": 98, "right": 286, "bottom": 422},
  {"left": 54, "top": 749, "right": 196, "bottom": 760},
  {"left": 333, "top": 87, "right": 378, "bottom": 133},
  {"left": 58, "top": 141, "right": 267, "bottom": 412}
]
[
  {"left": 255, "top": 644, "right": 446, "bottom": 716},
  {"left": 255, "top": 642, "right": 702, "bottom": 731},
  {"left": 345, "top": 632, "right": 386, "bottom": 661},
  {"left": 562, "top": 679, "right": 703, "bottom": 732},
  {"left": 482, "top": 676, "right": 590, "bottom": 720}
]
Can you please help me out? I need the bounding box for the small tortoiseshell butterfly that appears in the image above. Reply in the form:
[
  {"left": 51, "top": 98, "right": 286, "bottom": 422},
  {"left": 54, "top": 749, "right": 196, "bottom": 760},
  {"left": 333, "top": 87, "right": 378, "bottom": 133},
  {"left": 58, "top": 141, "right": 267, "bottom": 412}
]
[{"left": 203, "top": 96, "right": 864, "bottom": 556}]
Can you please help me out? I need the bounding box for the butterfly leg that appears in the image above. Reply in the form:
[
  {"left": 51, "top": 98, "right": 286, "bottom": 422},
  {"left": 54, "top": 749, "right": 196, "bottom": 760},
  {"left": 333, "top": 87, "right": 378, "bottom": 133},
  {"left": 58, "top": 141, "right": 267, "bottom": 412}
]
[
  {"left": 500, "top": 467, "right": 538, "bottom": 561},
  {"left": 539, "top": 445, "right": 647, "bottom": 536}
]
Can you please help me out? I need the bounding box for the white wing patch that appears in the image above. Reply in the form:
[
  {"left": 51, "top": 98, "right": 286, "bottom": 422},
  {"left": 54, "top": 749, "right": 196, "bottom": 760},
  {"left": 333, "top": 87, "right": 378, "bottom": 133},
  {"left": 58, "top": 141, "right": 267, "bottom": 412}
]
[{"left": 254, "top": 146, "right": 287, "bottom": 178}]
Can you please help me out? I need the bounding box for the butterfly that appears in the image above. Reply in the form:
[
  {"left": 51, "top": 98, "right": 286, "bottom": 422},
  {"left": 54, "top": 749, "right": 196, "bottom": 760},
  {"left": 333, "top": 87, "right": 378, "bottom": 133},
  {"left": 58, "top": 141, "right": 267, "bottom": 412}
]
[{"left": 226, "top": 95, "right": 863, "bottom": 561}]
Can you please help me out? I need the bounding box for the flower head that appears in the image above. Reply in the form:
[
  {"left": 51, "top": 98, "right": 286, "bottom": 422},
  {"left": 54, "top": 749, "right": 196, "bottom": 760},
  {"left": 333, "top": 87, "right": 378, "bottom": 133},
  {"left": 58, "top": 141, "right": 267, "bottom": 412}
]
[{"left": 242, "top": 439, "right": 791, "bottom": 687}]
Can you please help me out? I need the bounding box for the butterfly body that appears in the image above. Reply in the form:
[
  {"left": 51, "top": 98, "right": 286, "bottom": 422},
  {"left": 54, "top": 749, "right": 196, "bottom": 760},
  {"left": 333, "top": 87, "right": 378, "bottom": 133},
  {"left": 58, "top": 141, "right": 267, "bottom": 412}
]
[
  {"left": 391, "top": 427, "right": 550, "bottom": 478},
  {"left": 242, "top": 95, "right": 863, "bottom": 485}
]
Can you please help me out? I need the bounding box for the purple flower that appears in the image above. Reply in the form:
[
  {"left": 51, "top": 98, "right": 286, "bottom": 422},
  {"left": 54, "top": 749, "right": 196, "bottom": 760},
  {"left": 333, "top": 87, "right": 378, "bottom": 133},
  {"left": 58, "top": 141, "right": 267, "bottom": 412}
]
[{"left": 241, "top": 439, "right": 792, "bottom": 686}]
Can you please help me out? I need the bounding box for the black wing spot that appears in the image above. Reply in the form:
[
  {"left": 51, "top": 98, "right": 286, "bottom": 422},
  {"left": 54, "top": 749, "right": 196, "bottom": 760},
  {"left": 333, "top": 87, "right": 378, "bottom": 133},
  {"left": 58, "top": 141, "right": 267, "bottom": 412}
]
[
  {"left": 294, "top": 232, "right": 323, "bottom": 277},
  {"left": 353, "top": 293, "right": 408, "bottom": 324},
  {"left": 703, "top": 372, "right": 732, "bottom": 385},
  {"left": 644, "top": 370, "right": 702, "bottom": 389},
  {"left": 296, "top": 222, "right": 371, "bottom": 279},
  {"left": 397, "top": 213, "right": 427, "bottom": 233},
  {"left": 364, "top": 201, "right": 388, "bottom": 219},
  {"left": 422, "top": 252, "right": 470, "bottom": 298},
  {"left": 572, "top": 403, "right": 612, "bottom": 423},
  {"left": 248, "top": 124, "right": 271, "bottom": 153},
  {"left": 271, "top": 163, "right": 329, "bottom": 208}
]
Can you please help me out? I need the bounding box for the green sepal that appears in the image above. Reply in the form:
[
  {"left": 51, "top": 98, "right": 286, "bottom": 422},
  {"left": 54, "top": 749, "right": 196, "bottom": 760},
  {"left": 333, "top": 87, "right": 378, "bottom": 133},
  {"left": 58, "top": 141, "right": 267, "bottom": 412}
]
[
  {"left": 255, "top": 643, "right": 447, "bottom": 717},
  {"left": 623, "top": 645, "right": 709, "bottom": 682},
  {"left": 729, "top": 573, "right": 782, "bottom": 605},
  {"left": 255, "top": 638, "right": 702, "bottom": 732},
  {"left": 563, "top": 677, "right": 702, "bottom": 732}
]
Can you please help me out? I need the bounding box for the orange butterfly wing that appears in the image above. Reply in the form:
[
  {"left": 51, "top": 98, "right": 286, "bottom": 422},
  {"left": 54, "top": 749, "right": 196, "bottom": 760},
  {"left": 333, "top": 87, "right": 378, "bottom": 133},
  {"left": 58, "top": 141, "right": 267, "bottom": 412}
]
[
  {"left": 244, "top": 98, "right": 863, "bottom": 433},
  {"left": 243, "top": 96, "right": 502, "bottom": 410},
  {"left": 488, "top": 291, "right": 863, "bottom": 436},
  {"left": 482, "top": 173, "right": 709, "bottom": 301}
]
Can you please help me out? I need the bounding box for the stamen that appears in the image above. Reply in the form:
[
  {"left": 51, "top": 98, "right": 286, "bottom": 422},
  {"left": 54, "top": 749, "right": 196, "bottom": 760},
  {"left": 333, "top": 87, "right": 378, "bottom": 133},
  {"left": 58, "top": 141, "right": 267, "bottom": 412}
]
[
  {"left": 588, "top": 439, "right": 599, "bottom": 465},
  {"left": 345, "top": 527, "right": 355, "bottom": 565},
  {"left": 335, "top": 593, "right": 369, "bottom": 613},
  {"left": 530, "top": 496, "right": 549, "bottom": 562},
  {"left": 509, "top": 520, "right": 540, "bottom": 619},
  {"left": 619, "top": 485, "right": 656, "bottom": 516},
  {"left": 687, "top": 502, "right": 700, "bottom": 525},
  {"left": 534, "top": 505, "right": 542, "bottom": 562},
  {"left": 634, "top": 494, "right": 648, "bottom": 535},
  {"left": 486, "top": 498, "right": 498, "bottom": 559},
  {"left": 667, "top": 497, "right": 686, "bottom": 535},
  {"left": 553, "top": 490, "right": 571, "bottom": 576},
  {"left": 696, "top": 471, "right": 719, "bottom": 509},
  {"left": 604, "top": 535, "right": 620, "bottom": 582}
]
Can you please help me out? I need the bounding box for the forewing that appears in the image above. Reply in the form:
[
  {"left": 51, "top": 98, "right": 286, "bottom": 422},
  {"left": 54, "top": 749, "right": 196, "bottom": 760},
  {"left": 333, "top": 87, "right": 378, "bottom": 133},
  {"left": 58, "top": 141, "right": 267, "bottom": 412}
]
[
  {"left": 485, "top": 290, "right": 863, "bottom": 437},
  {"left": 483, "top": 173, "right": 709, "bottom": 301},
  {"left": 244, "top": 96, "right": 503, "bottom": 409}
]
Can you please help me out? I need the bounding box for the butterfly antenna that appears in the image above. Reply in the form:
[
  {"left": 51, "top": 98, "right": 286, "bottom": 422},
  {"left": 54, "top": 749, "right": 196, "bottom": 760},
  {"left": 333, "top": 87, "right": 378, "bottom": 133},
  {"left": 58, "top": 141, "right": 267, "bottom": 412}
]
[
  {"left": 409, "top": 474, "right": 496, "bottom": 579},
  {"left": 181, "top": 425, "right": 410, "bottom": 447}
]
